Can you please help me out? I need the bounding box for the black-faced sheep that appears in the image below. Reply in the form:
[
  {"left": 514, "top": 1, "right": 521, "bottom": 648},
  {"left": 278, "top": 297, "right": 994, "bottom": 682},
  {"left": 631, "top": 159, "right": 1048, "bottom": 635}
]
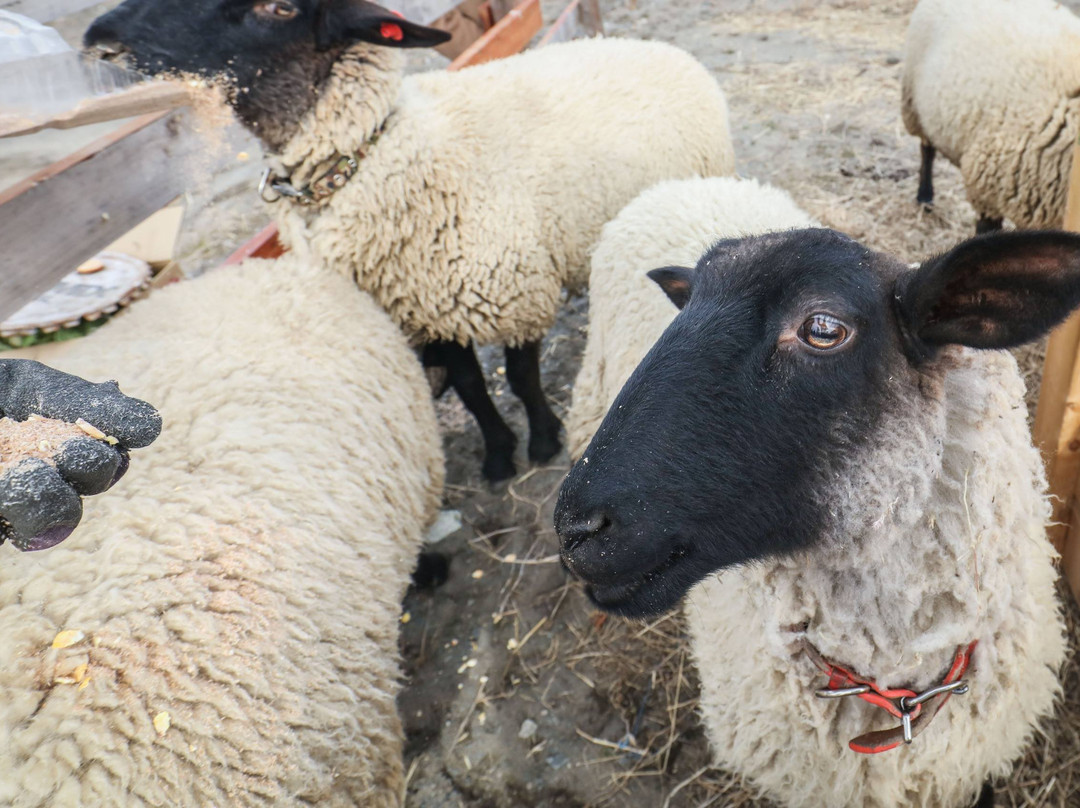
[
  {"left": 902, "top": 0, "right": 1080, "bottom": 232},
  {"left": 82, "top": 0, "right": 736, "bottom": 481},
  {"left": 555, "top": 176, "right": 1075, "bottom": 808}
]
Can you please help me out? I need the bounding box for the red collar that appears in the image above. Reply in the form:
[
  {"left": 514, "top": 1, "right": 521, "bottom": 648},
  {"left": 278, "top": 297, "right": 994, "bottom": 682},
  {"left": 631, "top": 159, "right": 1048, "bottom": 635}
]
[{"left": 804, "top": 640, "right": 977, "bottom": 754}]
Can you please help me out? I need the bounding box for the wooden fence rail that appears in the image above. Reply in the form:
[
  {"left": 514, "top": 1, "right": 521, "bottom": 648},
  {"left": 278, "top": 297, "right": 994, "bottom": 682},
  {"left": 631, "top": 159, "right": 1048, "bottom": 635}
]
[{"left": 1033, "top": 137, "right": 1080, "bottom": 601}]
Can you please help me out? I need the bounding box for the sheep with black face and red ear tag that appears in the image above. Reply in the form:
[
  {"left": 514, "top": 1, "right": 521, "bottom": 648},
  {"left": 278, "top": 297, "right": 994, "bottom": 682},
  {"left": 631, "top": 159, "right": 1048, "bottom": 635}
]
[
  {"left": 556, "top": 176, "right": 1076, "bottom": 808},
  {"left": 83, "top": 0, "right": 735, "bottom": 482},
  {"left": 902, "top": 0, "right": 1080, "bottom": 232},
  {"left": 0, "top": 255, "right": 444, "bottom": 808}
]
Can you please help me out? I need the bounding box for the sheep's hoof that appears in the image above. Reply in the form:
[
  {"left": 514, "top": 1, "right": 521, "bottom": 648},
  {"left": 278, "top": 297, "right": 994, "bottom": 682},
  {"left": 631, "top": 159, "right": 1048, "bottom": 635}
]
[
  {"left": 482, "top": 452, "right": 517, "bottom": 482},
  {"left": 528, "top": 413, "right": 563, "bottom": 463},
  {"left": 528, "top": 433, "right": 563, "bottom": 464},
  {"left": 916, "top": 193, "right": 934, "bottom": 208}
]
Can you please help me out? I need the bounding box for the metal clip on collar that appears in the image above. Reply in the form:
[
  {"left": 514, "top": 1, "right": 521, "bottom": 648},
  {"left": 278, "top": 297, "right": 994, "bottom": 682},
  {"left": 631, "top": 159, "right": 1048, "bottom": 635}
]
[
  {"left": 896, "top": 680, "right": 969, "bottom": 744},
  {"left": 258, "top": 168, "right": 314, "bottom": 205}
]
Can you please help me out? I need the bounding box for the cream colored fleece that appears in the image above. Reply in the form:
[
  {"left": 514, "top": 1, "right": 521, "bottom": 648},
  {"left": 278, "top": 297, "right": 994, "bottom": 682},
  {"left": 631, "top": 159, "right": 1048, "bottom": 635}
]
[
  {"left": 901, "top": 0, "right": 1080, "bottom": 228},
  {"left": 273, "top": 36, "right": 735, "bottom": 347},
  {"left": 567, "top": 176, "right": 817, "bottom": 457},
  {"left": 0, "top": 257, "right": 444, "bottom": 807},
  {"left": 568, "top": 176, "right": 1065, "bottom": 807}
]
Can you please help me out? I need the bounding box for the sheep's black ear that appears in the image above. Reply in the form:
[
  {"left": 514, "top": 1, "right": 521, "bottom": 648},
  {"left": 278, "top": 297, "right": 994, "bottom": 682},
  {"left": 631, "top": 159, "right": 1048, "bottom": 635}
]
[
  {"left": 895, "top": 230, "right": 1080, "bottom": 359},
  {"left": 317, "top": 0, "right": 452, "bottom": 50},
  {"left": 647, "top": 266, "right": 694, "bottom": 310}
]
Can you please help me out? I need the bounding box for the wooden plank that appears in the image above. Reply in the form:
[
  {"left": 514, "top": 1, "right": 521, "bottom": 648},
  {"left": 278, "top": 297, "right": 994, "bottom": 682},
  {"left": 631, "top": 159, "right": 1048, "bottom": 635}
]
[
  {"left": 1034, "top": 314, "right": 1080, "bottom": 468},
  {"left": 430, "top": 0, "right": 492, "bottom": 60},
  {"left": 1038, "top": 138, "right": 1080, "bottom": 563},
  {"left": 487, "top": 0, "right": 517, "bottom": 20},
  {"left": 0, "top": 109, "right": 220, "bottom": 320},
  {"left": 223, "top": 222, "right": 285, "bottom": 266},
  {"left": 1067, "top": 475, "right": 1080, "bottom": 604},
  {"left": 0, "top": 0, "right": 100, "bottom": 22},
  {"left": 1045, "top": 347, "right": 1080, "bottom": 552},
  {"left": 538, "top": 0, "right": 602, "bottom": 46},
  {"left": 0, "top": 83, "right": 190, "bottom": 139},
  {"left": 448, "top": 0, "right": 541, "bottom": 70}
]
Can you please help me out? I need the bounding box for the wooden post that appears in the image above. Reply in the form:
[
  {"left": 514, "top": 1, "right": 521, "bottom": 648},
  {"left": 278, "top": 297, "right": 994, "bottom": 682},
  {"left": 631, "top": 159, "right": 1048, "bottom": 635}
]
[
  {"left": 487, "top": 0, "right": 517, "bottom": 20},
  {"left": 1034, "top": 137, "right": 1080, "bottom": 579},
  {"left": 448, "top": 0, "right": 541, "bottom": 70},
  {"left": 538, "top": 0, "right": 603, "bottom": 46},
  {"left": 0, "top": 110, "right": 238, "bottom": 320}
]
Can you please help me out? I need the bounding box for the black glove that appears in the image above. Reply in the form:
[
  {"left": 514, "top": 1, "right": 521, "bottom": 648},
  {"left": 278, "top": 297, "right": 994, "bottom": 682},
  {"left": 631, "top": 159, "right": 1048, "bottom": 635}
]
[{"left": 0, "top": 359, "right": 161, "bottom": 552}]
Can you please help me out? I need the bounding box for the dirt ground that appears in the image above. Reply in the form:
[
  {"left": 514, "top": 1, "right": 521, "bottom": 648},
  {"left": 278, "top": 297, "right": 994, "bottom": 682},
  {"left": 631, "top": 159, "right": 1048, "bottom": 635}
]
[{"left": 5, "top": 0, "right": 1079, "bottom": 806}]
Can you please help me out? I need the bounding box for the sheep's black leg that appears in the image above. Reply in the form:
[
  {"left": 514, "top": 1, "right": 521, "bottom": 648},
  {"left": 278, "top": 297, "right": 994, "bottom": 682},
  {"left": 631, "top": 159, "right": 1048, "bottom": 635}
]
[
  {"left": 411, "top": 551, "right": 450, "bottom": 590},
  {"left": 917, "top": 141, "right": 935, "bottom": 206},
  {"left": 423, "top": 340, "right": 517, "bottom": 481},
  {"left": 420, "top": 347, "right": 451, "bottom": 399},
  {"left": 505, "top": 341, "right": 563, "bottom": 463},
  {"left": 976, "top": 215, "right": 1003, "bottom": 234},
  {"left": 972, "top": 780, "right": 994, "bottom": 808}
]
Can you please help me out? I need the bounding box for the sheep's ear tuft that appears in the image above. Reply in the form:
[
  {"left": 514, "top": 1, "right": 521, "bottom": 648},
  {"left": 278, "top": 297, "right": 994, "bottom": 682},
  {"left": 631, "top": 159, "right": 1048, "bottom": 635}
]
[
  {"left": 894, "top": 230, "right": 1080, "bottom": 358},
  {"left": 317, "top": 0, "right": 452, "bottom": 50},
  {"left": 647, "top": 266, "right": 694, "bottom": 310}
]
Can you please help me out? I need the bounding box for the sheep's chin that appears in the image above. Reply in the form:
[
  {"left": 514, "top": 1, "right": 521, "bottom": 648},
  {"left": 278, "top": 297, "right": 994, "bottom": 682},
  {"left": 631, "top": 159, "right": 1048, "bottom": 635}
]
[{"left": 584, "top": 547, "right": 691, "bottom": 618}]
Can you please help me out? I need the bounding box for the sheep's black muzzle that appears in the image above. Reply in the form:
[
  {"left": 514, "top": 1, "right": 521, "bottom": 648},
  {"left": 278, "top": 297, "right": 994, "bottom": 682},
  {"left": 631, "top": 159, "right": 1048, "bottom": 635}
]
[{"left": 554, "top": 459, "right": 693, "bottom": 619}]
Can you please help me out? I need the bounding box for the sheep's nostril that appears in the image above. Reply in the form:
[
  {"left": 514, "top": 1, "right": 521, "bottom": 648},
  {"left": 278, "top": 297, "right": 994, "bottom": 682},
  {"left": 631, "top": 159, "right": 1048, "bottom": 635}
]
[{"left": 558, "top": 511, "right": 612, "bottom": 552}]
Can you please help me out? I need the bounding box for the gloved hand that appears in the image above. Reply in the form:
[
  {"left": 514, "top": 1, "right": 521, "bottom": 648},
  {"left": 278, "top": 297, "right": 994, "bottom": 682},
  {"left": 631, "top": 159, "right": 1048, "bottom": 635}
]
[{"left": 0, "top": 359, "right": 161, "bottom": 552}]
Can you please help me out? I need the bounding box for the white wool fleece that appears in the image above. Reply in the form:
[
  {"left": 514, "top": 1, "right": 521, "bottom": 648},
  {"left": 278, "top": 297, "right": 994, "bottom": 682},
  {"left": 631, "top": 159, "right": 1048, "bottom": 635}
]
[
  {"left": 0, "top": 256, "right": 444, "bottom": 808},
  {"left": 273, "top": 36, "right": 735, "bottom": 347},
  {"left": 566, "top": 176, "right": 817, "bottom": 457},
  {"left": 568, "top": 176, "right": 1065, "bottom": 808},
  {"left": 902, "top": 0, "right": 1080, "bottom": 228}
]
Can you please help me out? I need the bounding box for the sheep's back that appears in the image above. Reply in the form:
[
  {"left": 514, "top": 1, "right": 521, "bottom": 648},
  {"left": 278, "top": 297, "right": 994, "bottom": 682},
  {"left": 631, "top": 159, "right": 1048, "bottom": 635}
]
[
  {"left": 423, "top": 38, "right": 735, "bottom": 288},
  {"left": 291, "top": 38, "right": 736, "bottom": 347},
  {"left": 902, "top": 0, "right": 1080, "bottom": 225},
  {"left": 0, "top": 258, "right": 444, "bottom": 807}
]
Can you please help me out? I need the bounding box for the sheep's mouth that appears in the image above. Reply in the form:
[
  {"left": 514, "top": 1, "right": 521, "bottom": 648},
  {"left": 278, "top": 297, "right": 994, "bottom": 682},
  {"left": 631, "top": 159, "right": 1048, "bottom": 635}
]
[
  {"left": 84, "top": 43, "right": 133, "bottom": 67},
  {"left": 584, "top": 546, "right": 691, "bottom": 617}
]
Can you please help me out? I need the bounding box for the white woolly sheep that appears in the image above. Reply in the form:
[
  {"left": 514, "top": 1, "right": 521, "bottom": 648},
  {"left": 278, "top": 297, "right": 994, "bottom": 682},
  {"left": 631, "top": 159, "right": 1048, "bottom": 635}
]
[
  {"left": 83, "top": 0, "right": 736, "bottom": 481},
  {"left": 0, "top": 256, "right": 444, "bottom": 807},
  {"left": 902, "top": 0, "right": 1080, "bottom": 232},
  {"left": 555, "top": 176, "right": 1071, "bottom": 808}
]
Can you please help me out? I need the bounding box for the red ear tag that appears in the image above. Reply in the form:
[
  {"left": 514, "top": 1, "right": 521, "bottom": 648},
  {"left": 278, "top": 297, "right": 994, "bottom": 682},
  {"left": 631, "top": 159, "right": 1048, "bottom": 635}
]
[{"left": 380, "top": 21, "right": 403, "bottom": 40}]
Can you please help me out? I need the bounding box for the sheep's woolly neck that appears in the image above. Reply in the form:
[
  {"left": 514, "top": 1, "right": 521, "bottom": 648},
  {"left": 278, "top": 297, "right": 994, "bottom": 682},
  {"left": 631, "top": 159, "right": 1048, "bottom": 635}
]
[
  {"left": 272, "top": 38, "right": 735, "bottom": 347},
  {"left": 687, "top": 348, "right": 1065, "bottom": 808},
  {"left": 275, "top": 43, "right": 403, "bottom": 186}
]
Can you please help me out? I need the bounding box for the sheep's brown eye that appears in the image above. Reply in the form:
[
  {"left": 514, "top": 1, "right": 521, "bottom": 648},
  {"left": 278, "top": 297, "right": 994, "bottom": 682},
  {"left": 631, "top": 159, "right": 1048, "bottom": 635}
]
[
  {"left": 797, "top": 314, "right": 850, "bottom": 351},
  {"left": 255, "top": 0, "right": 297, "bottom": 19}
]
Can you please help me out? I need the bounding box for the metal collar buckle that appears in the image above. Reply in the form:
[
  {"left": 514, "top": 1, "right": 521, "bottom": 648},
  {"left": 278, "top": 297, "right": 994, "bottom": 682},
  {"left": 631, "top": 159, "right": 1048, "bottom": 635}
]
[
  {"left": 257, "top": 135, "right": 375, "bottom": 207},
  {"left": 258, "top": 167, "right": 314, "bottom": 205}
]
